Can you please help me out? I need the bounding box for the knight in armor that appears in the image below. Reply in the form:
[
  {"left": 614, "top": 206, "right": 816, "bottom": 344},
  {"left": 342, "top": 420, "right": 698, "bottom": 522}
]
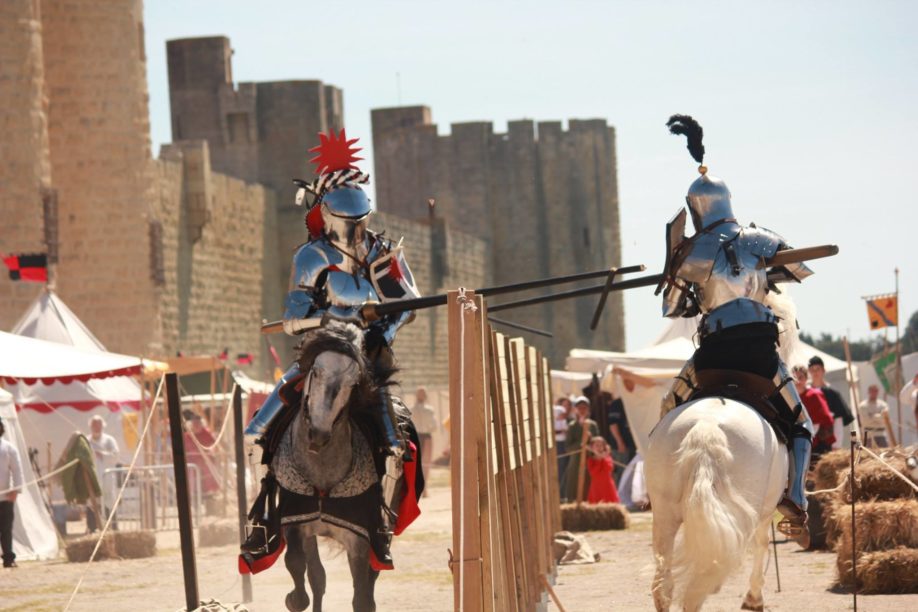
[
  {"left": 657, "top": 115, "right": 815, "bottom": 544},
  {"left": 241, "top": 129, "right": 419, "bottom": 569}
]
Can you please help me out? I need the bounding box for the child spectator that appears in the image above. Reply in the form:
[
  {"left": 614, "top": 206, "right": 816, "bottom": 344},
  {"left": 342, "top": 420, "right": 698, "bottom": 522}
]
[{"left": 586, "top": 436, "right": 620, "bottom": 504}]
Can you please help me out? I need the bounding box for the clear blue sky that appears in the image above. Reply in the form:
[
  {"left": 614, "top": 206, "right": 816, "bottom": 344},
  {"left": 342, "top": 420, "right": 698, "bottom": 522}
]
[{"left": 145, "top": 0, "right": 916, "bottom": 351}]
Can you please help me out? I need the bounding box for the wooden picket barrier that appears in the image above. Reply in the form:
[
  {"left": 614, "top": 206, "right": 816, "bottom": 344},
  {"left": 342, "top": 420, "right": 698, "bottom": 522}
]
[{"left": 448, "top": 290, "right": 562, "bottom": 611}]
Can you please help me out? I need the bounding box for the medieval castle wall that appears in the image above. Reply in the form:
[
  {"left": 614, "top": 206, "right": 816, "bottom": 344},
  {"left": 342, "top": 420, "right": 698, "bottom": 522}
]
[
  {"left": 1, "top": 2, "right": 622, "bottom": 389},
  {"left": 372, "top": 108, "right": 625, "bottom": 365}
]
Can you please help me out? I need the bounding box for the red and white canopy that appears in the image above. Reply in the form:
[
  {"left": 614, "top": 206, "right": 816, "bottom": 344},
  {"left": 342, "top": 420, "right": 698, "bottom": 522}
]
[{"left": 0, "top": 330, "right": 143, "bottom": 385}]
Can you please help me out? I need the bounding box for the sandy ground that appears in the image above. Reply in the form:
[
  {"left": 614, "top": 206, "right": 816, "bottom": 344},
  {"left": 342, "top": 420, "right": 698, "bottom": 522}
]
[{"left": 2, "top": 467, "right": 916, "bottom": 611}]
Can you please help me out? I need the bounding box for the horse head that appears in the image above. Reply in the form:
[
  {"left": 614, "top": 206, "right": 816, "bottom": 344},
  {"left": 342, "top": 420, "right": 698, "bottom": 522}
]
[{"left": 295, "top": 322, "right": 374, "bottom": 454}]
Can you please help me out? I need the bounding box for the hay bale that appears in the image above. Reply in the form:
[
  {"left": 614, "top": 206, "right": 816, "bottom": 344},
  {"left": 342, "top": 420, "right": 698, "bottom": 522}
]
[
  {"left": 813, "top": 449, "right": 850, "bottom": 491},
  {"left": 836, "top": 546, "right": 918, "bottom": 593},
  {"left": 65, "top": 533, "right": 117, "bottom": 563},
  {"left": 114, "top": 530, "right": 156, "bottom": 559},
  {"left": 198, "top": 518, "right": 239, "bottom": 547},
  {"left": 560, "top": 502, "right": 629, "bottom": 531},
  {"left": 834, "top": 500, "right": 918, "bottom": 557},
  {"left": 838, "top": 455, "right": 918, "bottom": 503}
]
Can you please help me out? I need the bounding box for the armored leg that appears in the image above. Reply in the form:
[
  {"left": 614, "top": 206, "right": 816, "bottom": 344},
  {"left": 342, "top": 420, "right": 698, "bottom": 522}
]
[
  {"left": 244, "top": 363, "right": 302, "bottom": 441},
  {"left": 374, "top": 388, "right": 405, "bottom": 457},
  {"left": 660, "top": 358, "right": 699, "bottom": 418},
  {"left": 773, "top": 362, "right": 814, "bottom": 547}
]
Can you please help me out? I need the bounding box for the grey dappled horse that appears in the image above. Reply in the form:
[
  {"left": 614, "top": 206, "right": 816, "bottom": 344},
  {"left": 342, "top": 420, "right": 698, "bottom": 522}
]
[{"left": 274, "top": 322, "right": 404, "bottom": 612}]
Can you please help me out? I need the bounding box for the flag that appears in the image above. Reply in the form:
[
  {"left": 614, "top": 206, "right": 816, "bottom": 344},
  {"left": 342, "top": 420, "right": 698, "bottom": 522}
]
[
  {"left": 236, "top": 353, "right": 253, "bottom": 365},
  {"left": 865, "top": 294, "right": 898, "bottom": 330},
  {"left": 3, "top": 253, "right": 48, "bottom": 282},
  {"left": 872, "top": 350, "right": 897, "bottom": 394}
]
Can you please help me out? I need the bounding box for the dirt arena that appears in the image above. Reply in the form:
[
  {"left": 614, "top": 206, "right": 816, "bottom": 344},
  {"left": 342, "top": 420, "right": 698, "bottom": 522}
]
[{"left": 2, "top": 467, "right": 915, "bottom": 611}]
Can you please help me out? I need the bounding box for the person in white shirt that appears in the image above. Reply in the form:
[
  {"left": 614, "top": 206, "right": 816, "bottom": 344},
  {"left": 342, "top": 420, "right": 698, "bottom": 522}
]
[
  {"left": 410, "top": 387, "right": 438, "bottom": 494},
  {"left": 0, "top": 417, "right": 24, "bottom": 568},
  {"left": 554, "top": 397, "right": 572, "bottom": 488},
  {"left": 87, "top": 415, "right": 120, "bottom": 531},
  {"left": 858, "top": 384, "right": 890, "bottom": 447},
  {"left": 898, "top": 373, "right": 918, "bottom": 447}
]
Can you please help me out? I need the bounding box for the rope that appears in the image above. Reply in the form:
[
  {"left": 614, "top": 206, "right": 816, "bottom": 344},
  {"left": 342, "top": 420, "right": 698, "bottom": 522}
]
[
  {"left": 0, "top": 458, "right": 78, "bottom": 497},
  {"left": 456, "top": 288, "right": 478, "bottom": 612},
  {"left": 63, "top": 374, "right": 165, "bottom": 612},
  {"left": 178, "top": 382, "right": 237, "bottom": 452}
]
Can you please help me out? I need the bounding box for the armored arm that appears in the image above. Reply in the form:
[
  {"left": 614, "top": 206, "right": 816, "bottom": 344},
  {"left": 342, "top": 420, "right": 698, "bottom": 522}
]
[
  {"left": 740, "top": 225, "right": 814, "bottom": 284},
  {"left": 283, "top": 243, "right": 362, "bottom": 335}
]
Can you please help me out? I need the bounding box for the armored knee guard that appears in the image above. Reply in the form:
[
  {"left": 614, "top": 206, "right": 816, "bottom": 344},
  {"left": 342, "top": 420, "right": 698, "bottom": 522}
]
[
  {"left": 374, "top": 387, "right": 404, "bottom": 457},
  {"left": 660, "top": 358, "right": 699, "bottom": 417},
  {"left": 244, "top": 363, "right": 301, "bottom": 442}
]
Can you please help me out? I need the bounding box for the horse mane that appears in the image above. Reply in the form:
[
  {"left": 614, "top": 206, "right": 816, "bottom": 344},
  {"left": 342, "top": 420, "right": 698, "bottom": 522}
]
[{"left": 295, "top": 321, "right": 399, "bottom": 421}]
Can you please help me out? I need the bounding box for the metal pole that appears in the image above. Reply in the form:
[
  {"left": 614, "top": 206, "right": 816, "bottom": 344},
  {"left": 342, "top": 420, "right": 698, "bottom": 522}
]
[
  {"left": 894, "top": 267, "right": 902, "bottom": 445},
  {"left": 770, "top": 522, "right": 781, "bottom": 592},
  {"left": 166, "top": 372, "right": 200, "bottom": 611},
  {"left": 849, "top": 429, "right": 858, "bottom": 611},
  {"left": 233, "top": 385, "right": 253, "bottom": 603}
]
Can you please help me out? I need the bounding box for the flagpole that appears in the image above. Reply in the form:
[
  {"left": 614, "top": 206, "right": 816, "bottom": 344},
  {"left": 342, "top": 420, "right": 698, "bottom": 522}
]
[{"left": 895, "top": 267, "right": 902, "bottom": 445}]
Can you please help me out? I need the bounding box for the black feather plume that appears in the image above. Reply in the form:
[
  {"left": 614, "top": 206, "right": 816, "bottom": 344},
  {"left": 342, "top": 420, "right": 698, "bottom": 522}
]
[{"left": 666, "top": 114, "right": 705, "bottom": 164}]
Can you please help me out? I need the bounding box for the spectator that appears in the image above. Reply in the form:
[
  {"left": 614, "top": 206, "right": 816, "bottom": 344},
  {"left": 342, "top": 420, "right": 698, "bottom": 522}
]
[
  {"left": 808, "top": 356, "right": 854, "bottom": 446},
  {"left": 554, "top": 397, "right": 572, "bottom": 487},
  {"left": 0, "top": 417, "right": 23, "bottom": 568},
  {"left": 410, "top": 387, "right": 438, "bottom": 496},
  {"left": 182, "top": 410, "right": 222, "bottom": 511},
  {"left": 858, "top": 384, "right": 890, "bottom": 448},
  {"left": 586, "top": 436, "right": 620, "bottom": 504},
  {"left": 792, "top": 365, "right": 835, "bottom": 456},
  {"left": 898, "top": 373, "right": 918, "bottom": 447},
  {"left": 562, "top": 396, "right": 599, "bottom": 502},
  {"left": 87, "top": 415, "right": 119, "bottom": 532},
  {"left": 606, "top": 385, "right": 636, "bottom": 483}
]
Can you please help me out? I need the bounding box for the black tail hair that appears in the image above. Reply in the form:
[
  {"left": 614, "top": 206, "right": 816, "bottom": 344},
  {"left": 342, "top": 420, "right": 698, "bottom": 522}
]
[{"left": 666, "top": 115, "right": 705, "bottom": 164}]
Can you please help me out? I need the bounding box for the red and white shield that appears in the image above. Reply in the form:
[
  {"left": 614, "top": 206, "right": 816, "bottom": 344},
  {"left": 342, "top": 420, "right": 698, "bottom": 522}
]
[{"left": 369, "top": 247, "right": 420, "bottom": 302}]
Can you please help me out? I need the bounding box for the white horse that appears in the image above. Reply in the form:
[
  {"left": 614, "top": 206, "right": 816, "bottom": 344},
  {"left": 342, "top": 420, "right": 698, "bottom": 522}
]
[{"left": 645, "top": 292, "right": 804, "bottom": 611}]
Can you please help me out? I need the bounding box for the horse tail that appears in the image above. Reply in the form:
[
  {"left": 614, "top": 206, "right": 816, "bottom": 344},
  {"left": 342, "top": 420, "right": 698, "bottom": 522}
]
[{"left": 674, "top": 418, "right": 757, "bottom": 606}]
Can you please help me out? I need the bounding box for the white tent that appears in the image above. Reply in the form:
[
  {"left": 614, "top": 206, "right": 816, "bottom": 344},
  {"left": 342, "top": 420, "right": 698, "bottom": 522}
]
[
  {"left": 561, "top": 317, "right": 853, "bottom": 456},
  {"left": 855, "top": 352, "right": 918, "bottom": 447},
  {"left": 3, "top": 291, "right": 149, "bottom": 479},
  {"left": 0, "top": 388, "right": 58, "bottom": 560}
]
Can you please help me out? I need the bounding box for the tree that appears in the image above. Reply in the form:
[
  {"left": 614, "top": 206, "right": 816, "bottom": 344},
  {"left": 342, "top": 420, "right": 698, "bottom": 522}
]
[{"left": 799, "top": 308, "right": 917, "bottom": 361}]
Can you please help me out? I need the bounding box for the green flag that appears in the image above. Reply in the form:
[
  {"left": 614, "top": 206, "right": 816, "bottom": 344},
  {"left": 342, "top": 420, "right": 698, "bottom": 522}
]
[{"left": 872, "top": 351, "right": 897, "bottom": 393}]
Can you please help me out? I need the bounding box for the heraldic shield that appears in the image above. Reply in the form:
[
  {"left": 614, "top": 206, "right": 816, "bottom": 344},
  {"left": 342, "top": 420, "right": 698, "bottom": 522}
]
[
  {"left": 654, "top": 207, "right": 688, "bottom": 295},
  {"left": 369, "top": 247, "right": 421, "bottom": 302}
]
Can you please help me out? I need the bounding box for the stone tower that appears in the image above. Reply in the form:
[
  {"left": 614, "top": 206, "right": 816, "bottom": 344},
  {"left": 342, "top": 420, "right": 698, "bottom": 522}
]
[
  {"left": 0, "top": 0, "right": 52, "bottom": 328},
  {"left": 166, "top": 37, "right": 344, "bottom": 291},
  {"left": 372, "top": 107, "right": 625, "bottom": 365}
]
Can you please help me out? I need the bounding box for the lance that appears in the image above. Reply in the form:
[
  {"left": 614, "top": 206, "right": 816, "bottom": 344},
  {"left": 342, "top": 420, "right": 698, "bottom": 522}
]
[{"left": 261, "top": 264, "right": 646, "bottom": 334}]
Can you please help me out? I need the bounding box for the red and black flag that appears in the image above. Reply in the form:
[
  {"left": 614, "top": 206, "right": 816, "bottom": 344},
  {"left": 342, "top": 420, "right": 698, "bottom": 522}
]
[
  {"left": 3, "top": 253, "right": 48, "bottom": 282},
  {"left": 236, "top": 353, "right": 254, "bottom": 365}
]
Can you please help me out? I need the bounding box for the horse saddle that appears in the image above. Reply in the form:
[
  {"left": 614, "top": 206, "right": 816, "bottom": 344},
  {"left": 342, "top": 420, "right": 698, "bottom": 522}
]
[{"left": 689, "top": 369, "right": 793, "bottom": 444}]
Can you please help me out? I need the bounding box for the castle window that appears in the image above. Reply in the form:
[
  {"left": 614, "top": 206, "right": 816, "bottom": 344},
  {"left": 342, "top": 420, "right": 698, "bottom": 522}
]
[{"left": 228, "top": 112, "right": 250, "bottom": 144}]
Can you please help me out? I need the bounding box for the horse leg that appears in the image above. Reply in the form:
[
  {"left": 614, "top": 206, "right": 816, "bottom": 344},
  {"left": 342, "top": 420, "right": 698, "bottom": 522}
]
[
  {"left": 347, "top": 540, "right": 376, "bottom": 612},
  {"left": 304, "top": 535, "right": 326, "bottom": 612},
  {"left": 284, "top": 526, "right": 311, "bottom": 612},
  {"left": 741, "top": 519, "right": 771, "bottom": 611},
  {"left": 651, "top": 508, "right": 679, "bottom": 612}
]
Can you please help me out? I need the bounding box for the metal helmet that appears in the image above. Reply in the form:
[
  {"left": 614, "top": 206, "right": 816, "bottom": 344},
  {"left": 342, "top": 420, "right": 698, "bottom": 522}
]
[
  {"left": 666, "top": 114, "right": 735, "bottom": 231},
  {"left": 685, "top": 172, "right": 735, "bottom": 231},
  {"left": 320, "top": 186, "right": 371, "bottom": 252}
]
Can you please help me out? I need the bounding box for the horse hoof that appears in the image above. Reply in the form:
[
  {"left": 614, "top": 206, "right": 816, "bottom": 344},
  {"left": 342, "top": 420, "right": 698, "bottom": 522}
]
[
  {"left": 740, "top": 602, "right": 764, "bottom": 611},
  {"left": 286, "top": 590, "right": 310, "bottom": 612}
]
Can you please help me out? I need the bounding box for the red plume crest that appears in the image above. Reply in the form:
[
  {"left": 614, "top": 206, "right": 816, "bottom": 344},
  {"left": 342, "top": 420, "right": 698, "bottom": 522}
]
[{"left": 308, "top": 129, "right": 363, "bottom": 175}]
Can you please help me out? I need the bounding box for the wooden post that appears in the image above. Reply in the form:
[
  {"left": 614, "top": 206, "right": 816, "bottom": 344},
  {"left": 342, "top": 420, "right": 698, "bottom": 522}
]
[
  {"left": 448, "top": 290, "right": 489, "bottom": 611},
  {"left": 166, "top": 372, "right": 200, "bottom": 611},
  {"left": 842, "top": 337, "right": 862, "bottom": 445},
  {"left": 575, "top": 420, "right": 590, "bottom": 506},
  {"left": 233, "top": 385, "right": 253, "bottom": 603}
]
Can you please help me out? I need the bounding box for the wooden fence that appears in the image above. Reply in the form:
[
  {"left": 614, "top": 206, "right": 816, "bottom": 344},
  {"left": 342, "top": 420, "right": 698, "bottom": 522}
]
[{"left": 448, "top": 290, "right": 562, "bottom": 611}]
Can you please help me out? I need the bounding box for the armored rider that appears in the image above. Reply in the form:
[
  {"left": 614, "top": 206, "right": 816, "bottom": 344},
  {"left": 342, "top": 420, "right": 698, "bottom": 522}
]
[
  {"left": 657, "top": 115, "right": 815, "bottom": 543},
  {"left": 242, "top": 129, "right": 418, "bottom": 569}
]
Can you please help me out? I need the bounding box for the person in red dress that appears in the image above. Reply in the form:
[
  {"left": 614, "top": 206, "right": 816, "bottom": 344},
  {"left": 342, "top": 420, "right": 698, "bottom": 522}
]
[
  {"left": 791, "top": 365, "right": 835, "bottom": 457},
  {"left": 586, "top": 436, "right": 620, "bottom": 504}
]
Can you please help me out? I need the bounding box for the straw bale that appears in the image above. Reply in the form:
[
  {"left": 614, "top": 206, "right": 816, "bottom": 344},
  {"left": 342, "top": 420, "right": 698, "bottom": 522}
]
[
  {"left": 806, "top": 490, "right": 841, "bottom": 550},
  {"left": 114, "top": 530, "right": 156, "bottom": 559},
  {"left": 199, "top": 518, "right": 239, "bottom": 547},
  {"left": 560, "top": 503, "right": 629, "bottom": 531},
  {"left": 834, "top": 499, "right": 918, "bottom": 557},
  {"left": 836, "top": 546, "right": 918, "bottom": 593},
  {"left": 65, "top": 533, "right": 117, "bottom": 563},
  {"left": 838, "top": 454, "right": 917, "bottom": 503},
  {"left": 812, "top": 449, "right": 850, "bottom": 491}
]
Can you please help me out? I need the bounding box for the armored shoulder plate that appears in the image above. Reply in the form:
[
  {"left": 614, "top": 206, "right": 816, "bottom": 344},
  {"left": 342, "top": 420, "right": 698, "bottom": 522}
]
[
  {"left": 736, "top": 225, "right": 787, "bottom": 259},
  {"left": 291, "top": 240, "right": 343, "bottom": 289},
  {"left": 677, "top": 223, "right": 741, "bottom": 284}
]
